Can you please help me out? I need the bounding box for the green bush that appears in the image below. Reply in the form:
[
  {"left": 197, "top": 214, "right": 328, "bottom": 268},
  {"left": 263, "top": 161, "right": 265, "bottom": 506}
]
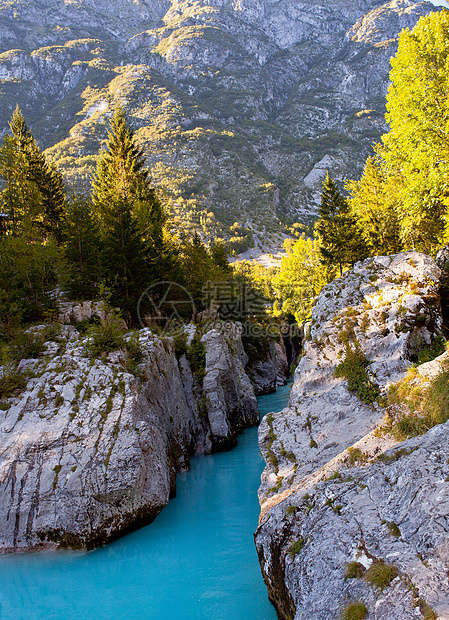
[
  {"left": 86, "top": 312, "right": 125, "bottom": 358},
  {"left": 187, "top": 334, "right": 206, "bottom": 382},
  {"left": 335, "top": 347, "right": 379, "bottom": 404},
  {"left": 8, "top": 331, "right": 45, "bottom": 361},
  {"left": 173, "top": 331, "right": 188, "bottom": 359},
  {"left": 123, "top": 333, "right": 144, "bottom": 374},
  {"left": 0, "top": 236, "right": 62, "bottom": 326},
  {"left": 0, "top": 365, "right": 28, "bottom": 399}
]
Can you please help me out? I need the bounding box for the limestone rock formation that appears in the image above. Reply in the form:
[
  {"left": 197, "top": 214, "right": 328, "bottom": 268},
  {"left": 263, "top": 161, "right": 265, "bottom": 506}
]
[
  {"left": 244, "top": 337, "right": 289, "bottom": 395},
  {"left": 0, "top": 323, "right": 258, "bottom": 553},
  {"left": 255, "top": 251, "right": 449, "bottom": 619}
]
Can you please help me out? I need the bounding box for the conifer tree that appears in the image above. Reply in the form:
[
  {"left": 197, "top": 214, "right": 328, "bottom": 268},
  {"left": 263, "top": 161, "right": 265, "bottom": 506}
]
[
  {"left": 101, "top": 198, "right": 149, "bottom": 316},
  {"left": 315, "top": 172, "right": 366, "bottom": 276},
  {"left": 0, "top": 106, "right": 65, "bottom": 239},
  {"left": 63, "top": 197, "right": 102, "bottom": 300},
  {"left": 26, "top": 141, "right": 66, "bottom": 240},
  {"left": 92, "top": 105, "right": 166, "bottom": 247},
  {"left": 91, "top": 105, "right": 173, "bottom": 319}
]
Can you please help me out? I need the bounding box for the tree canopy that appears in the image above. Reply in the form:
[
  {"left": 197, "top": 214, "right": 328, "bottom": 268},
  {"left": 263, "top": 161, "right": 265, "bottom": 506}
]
[
  {"left": 348, "top": 10, "right": 449, "bottom": 254},
  {"left": 315, "top": 172, "right": 366, "bottom": 276},
  {"left": 0, "top": 105, "right": 65, "bottom": 239}
]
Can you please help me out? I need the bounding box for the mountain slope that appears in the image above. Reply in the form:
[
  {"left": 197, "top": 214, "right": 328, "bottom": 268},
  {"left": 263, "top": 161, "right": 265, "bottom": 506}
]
[{"left": 0, "top": 0, "right": 440, "bottom": 236}]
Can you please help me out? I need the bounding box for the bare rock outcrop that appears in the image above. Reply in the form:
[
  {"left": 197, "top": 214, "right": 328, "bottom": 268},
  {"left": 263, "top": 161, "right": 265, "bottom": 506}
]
[
  {"left": 255, "top": 251, "right": 449, "bottom": 619},
  {"left": 0, "top": 324, "right": 258, "bottom": 553},
  {"left": 244, "top": 337, "right": 289, "bottom": 396}
]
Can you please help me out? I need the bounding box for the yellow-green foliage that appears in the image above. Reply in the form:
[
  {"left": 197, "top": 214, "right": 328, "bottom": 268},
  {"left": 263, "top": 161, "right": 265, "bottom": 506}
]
[
  {"left": 388, "top": 362, "right": 449, "bottom": 438},
  {"left": 273, "top": 234, "right": 328, "bottom": 323},
  {"left": 347, "top": 10, "right": 449, "bottom": 254}
]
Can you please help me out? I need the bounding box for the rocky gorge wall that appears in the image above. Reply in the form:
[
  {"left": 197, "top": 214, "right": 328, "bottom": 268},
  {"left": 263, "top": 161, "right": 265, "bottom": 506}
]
[
  {"left": 0, "top": 314, "right": 286, "bottom": 554},
  {"left": 255, "top": 251, "right": 449, "bottom": 619}
]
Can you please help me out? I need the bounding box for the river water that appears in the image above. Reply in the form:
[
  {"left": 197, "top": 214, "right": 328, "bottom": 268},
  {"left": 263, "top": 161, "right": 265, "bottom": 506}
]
[{"left": 0, "top": 383, "right": 291, "bottom": 620}]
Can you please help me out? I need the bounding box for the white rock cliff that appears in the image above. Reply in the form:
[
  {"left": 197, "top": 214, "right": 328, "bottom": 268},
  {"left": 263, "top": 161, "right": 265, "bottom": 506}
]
[
  {"left": 255, "top": 251, "right": 449, "bottom": 619},
  {"left": 0, "top": 322, "right": 260, "bottom": 553}
]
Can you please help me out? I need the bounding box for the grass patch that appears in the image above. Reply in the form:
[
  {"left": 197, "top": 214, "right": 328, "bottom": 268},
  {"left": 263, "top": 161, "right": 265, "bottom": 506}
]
[
  {"left": 347, "top": 447, "right": 368, "bottom": 466},
  {"left": 415, "top": 335, "right": 446, "bottom": 365},
  {"left": 345, "top": 562, "right": 366, "bottom": 579},
  {"left": 388, "top": 363, "right": 449, "bottom": 438},
  {"left": 386, "top": 522, "right": 401, "bottom": 537},
  {"left": 288, "top": 538, "right": 304, "bottom": 558},
  {"left": 364, "top": 561, "right": 398, "bottom": 589},
  {"left": 340, "top": 601, "right": 368, "bottom": 620}
]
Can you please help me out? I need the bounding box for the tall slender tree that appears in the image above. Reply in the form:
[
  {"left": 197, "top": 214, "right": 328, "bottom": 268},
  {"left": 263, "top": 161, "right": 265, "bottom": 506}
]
[
  {"left": 346, "top": 156, "right": 402, "bottom": 256},
  {"left": 0, "top": 106, "right": 65, "bottom": 239},
  {"left": 315, "top": 172, "right": 366, "bottom": 276},
  {"left": 91, "top": 105, "right": 171, "bottom": 318},
  {"left": 92, "top": 105, "right": 165, "bottom": 247}
]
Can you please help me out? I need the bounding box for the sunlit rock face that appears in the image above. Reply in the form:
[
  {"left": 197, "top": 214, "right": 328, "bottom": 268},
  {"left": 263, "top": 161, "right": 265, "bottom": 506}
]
[
  {"left": 0, "top": 0, "right": 439, "bottom": 230},
  {"left": 255, "top": 251, "right": 449, "bottom": 620},
  {"left": 0, "top": 323, "right": 259, "bottom": 553}
]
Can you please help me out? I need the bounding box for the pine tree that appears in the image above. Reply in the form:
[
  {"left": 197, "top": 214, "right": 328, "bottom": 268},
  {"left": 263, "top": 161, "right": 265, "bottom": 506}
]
[
  {"left": 92, "top": 105, "right": 166, "bottom": 244},
  {"left": 63, "top": 197, "right": 102, "bottom": 300},
  {"left": 101, "top": 198, "right": 149, "bottom": 316},
  {"left": 315, "top": 172, "right": 366, "bottom": 276},
  {"left": 26, "top": 141, "right": 66, "bottom": 240},
  {"left": 91, "top": 105, "right": 173, "bottom": 320},
  {"left": 0, "top": 106, "right": 66, "bottom": 239}
]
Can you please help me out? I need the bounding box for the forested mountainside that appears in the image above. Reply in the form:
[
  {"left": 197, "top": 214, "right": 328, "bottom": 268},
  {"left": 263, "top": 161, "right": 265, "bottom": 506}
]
[{"left": 0, "top": 0, "right": 439, "bottom": 234}]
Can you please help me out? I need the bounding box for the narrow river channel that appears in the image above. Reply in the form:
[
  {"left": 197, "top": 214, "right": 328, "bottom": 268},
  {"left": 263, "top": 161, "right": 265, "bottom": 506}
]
[{"left": 0, "top": 382, "right": 292, "bottom": 620}]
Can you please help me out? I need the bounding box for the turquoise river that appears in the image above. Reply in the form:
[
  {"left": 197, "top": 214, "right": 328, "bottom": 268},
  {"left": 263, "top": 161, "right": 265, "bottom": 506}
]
[{"left": 0, "top": 383, "right": 292, "bottom": 620}]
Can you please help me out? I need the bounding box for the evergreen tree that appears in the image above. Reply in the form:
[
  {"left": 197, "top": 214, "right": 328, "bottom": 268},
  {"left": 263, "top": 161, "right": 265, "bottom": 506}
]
[
  {"left": 101, "top": 198, "right": 149, "bottom": 317},
  {"left": 315, "top": 172, "right": 366, "bottom": 276},
  {"left": 26, "top": 141, "right": 66, "bottom": 240},
  {"left": 62, "top": 197, "right": 102, "bottom": 300},
  {"left": 91, "top": 105, "right": 174, "bottom": 320},
  {"left": 0, "top": 106, "right": 65, "bottom": 239},
  {"left": 92, "top": 105, "right": 166, "bottom": 247}
]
